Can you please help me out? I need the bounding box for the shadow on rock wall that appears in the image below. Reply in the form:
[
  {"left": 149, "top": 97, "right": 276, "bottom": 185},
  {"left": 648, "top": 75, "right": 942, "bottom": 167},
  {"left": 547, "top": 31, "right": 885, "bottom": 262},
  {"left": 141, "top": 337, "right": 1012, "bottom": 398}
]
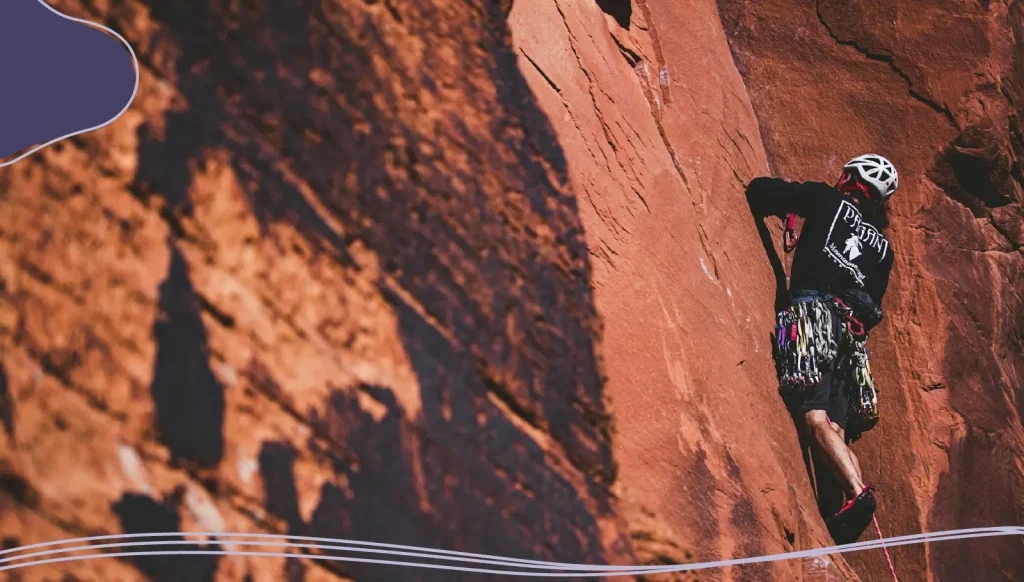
[
  {"left": 150, "top": 243, "right": 226, "bottom": 470},
  {"left": 125, "top": 0, "right": 626, "bottom": 580},
  {"left": 113, "top": 492, "right": 220, "bottom": 582},
  {"left": 253, "top": 294, "right": 618, "bottom": 581},
  {"left": 0, "top": 362, "right": 13, "bottom": 442}
]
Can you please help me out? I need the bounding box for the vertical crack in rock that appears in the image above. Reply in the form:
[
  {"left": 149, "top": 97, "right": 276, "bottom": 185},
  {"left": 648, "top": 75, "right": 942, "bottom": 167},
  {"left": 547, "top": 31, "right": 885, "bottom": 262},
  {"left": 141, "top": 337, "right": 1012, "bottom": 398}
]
[
  {"left": 610, "top": 32, "right": 642, "bottom": 67},
  {"left": 520, "top": 50, "right": 562, "bottom": 95},
  {"left": 633, "top": 0, "right": 670, "bottom": 104},
  {"left": 619, "top": 4, "right": 697, "bottom": 202},
  {"left": 552, "top": 0, "right": 650, "bottom": 216}
]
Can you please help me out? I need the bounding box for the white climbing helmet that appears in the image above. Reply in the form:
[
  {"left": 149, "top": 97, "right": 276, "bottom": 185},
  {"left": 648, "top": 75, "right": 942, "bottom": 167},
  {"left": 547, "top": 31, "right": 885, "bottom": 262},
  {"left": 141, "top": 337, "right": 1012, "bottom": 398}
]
[{"left": 843, "top": 154, "right": 898, "bottom": 200}]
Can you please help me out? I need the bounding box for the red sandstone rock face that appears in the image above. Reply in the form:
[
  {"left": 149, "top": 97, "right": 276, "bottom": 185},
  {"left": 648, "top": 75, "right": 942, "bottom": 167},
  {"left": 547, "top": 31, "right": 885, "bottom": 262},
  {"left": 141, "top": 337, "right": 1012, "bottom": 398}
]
[
  {"left": 0, "top": 1, "right": 1021, "bottom": 582},
  {"left": 509, "top": 1, "right": 860, "bottom": 580},
  {"left": 719, "top": 2, "right": 1024, "bottom": 581}
]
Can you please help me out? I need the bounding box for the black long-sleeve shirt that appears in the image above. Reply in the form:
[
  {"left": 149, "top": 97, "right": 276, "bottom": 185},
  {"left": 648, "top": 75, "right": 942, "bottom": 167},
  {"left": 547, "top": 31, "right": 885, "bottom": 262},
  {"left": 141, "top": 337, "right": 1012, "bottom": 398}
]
[{"left": 747, "top": 177, "right": 895, "bottom": 322}]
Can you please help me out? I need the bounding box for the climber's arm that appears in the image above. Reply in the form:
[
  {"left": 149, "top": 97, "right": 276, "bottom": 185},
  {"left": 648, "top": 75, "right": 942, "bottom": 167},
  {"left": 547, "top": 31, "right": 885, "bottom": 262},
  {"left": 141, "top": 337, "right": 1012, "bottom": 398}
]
[{"left": 746, "top": 177, "right": 829, "bottom": 219}]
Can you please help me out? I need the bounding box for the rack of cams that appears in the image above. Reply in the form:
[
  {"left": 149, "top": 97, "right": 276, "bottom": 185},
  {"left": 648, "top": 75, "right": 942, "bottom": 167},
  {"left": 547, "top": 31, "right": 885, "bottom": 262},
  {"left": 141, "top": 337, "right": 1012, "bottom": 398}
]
[
  {"left": 774, "top": 301, "right": 840, "bottom": 393},
  {"left": 843, "top": 339, "right": 880, "bottom": 432}
]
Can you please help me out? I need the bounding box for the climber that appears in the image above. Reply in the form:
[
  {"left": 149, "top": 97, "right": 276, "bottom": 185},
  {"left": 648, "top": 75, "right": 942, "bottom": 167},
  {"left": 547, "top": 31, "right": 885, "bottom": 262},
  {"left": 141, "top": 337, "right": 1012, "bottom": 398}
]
[{"left": 745, "top": 154, "right": 898, "bottom": 545}]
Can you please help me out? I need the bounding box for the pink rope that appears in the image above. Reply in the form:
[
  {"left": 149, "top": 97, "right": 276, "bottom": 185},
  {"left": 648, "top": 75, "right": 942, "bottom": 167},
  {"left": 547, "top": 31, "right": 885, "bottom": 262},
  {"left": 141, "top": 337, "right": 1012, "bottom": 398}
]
[{"left": 873, "top": 515, "right": 899, "bottom": 582}]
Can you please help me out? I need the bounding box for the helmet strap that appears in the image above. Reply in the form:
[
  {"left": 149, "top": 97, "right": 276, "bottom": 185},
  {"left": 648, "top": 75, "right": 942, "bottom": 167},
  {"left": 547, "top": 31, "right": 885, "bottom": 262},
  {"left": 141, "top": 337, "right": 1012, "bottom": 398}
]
[{"left": 837, "top": 172, "right": 876, "bottom": 201}]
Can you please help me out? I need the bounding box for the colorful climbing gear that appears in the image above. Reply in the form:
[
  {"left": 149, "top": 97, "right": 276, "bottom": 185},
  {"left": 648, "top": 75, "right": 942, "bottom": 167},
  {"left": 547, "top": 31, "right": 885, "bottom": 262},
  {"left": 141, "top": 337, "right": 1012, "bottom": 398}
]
[
  {"left": 841, "top": 336, "right": 880, "bottom": 434},
  {"left": 832, "top": 296, "right": 867, "bottom": 340},
  {"left": 772, "top": 296, "right": 839, "bottom": 394},
  {"left": 829, "top": 296, "right": 879, "bottom": 434},
  {"left": 772, "top": 293, "right": 881, "bottom": 435}
]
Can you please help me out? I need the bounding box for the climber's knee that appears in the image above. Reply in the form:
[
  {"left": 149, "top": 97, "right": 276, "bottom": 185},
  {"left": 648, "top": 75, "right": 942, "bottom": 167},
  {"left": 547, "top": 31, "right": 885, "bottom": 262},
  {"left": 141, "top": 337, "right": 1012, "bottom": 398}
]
[{"left": 803, "top": 409, "right": 831, "bottom": 431}]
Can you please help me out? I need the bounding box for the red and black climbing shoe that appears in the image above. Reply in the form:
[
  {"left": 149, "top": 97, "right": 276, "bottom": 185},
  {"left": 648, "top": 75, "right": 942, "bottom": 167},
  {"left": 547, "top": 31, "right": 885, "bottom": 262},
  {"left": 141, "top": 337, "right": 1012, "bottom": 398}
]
[{"left": 825, "top": 487, "right": 877, "bottom": 545}]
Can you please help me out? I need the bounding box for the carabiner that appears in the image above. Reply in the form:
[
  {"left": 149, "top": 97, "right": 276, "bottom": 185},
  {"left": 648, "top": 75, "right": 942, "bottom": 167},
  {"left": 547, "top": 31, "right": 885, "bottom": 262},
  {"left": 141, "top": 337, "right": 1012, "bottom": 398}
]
[
  {"left": 846, "top": 316, "right": 866, "bottom": 339},
  {"left": 783, "top": 213, "right": 799, "bottom": 252}
]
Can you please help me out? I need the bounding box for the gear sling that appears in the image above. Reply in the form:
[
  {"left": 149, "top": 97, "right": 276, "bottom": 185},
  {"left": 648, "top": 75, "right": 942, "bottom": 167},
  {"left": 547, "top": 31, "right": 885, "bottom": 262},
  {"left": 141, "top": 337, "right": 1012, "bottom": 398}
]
[{"left": 774, "top": 219, "right": 881, "bottom": 436}]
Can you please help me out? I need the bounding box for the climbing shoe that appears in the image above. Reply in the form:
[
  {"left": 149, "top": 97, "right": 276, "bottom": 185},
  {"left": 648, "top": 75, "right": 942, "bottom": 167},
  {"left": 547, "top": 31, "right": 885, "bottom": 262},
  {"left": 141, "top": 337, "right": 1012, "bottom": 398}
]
[{"left": 825, "top": 487, "right": 876, "bottom": 545}]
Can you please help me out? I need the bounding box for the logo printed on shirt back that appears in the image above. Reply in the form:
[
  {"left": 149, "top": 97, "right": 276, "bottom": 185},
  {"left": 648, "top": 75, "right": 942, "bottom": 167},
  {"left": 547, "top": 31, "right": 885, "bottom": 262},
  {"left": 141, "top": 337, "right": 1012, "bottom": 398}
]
[
  {"left": 843, "top": 235, "right": 862, "bottom": 260},
  {"left": 823, "top": 200, "right": 888, "bottom": 286}
]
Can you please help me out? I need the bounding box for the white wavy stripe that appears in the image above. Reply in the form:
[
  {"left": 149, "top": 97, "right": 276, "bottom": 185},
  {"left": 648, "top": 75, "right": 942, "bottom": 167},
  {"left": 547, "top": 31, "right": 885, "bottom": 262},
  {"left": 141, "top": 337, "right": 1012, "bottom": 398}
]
[
  {"left": 0, "top": 527, "right": 1019, "bottom": 577},
  {"left": 0, "top": 539, "right": 613, "bottom": 572},
  {"left": 0, "top": 529, "right": 911, "bottom": 571},
  {"left": 0, "top": 531, "right": 584, "bottom": 568},
  {"left": 0, "top": 0, "right": 140, "bottom": 167}
]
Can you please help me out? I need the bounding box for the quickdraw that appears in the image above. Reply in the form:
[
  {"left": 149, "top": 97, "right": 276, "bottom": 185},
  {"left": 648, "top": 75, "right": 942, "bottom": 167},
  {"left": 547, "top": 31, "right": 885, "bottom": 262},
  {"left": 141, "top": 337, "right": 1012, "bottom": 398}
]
[
  {"left": 832, "top": 296, "right": 867, "bottom": 340},
  {"left": 772, "top": 294, "right": 881, "bottom": 435}
]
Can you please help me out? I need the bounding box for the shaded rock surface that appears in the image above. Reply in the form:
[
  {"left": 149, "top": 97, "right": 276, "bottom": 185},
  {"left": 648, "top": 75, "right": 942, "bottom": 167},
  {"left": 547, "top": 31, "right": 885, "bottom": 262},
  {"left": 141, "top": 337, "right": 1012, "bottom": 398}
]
[{"left": 0, "top": 1, "right": 1020, "bottom": 582}]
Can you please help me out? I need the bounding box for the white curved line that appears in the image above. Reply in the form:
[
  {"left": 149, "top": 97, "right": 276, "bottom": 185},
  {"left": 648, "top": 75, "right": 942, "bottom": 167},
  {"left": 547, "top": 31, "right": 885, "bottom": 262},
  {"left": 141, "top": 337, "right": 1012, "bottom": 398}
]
[
  {"left": 0, "top": 527, "right": 1018, "bottom": 571},
  {"left": 0, "top": 531, "right": 580, "bottom": 568},
  {"left": 0, "top": 550, "right": 671, "bottom": 578},
  {"left": 0, "top": 529, "right": 1003, "bottom": 572},
  {"left": 0, "top": 529, "right": 1011, "bottom": 573},
  {"left": 0, "top": 539, "right": 608, "bottom": 572},
  {"left": 0, "top": 527, "right": 1019, "bottom": 576},
  {"left": 0, "top": 0, "right": 140, "bottom": 167},
  {"left": 0, "top": 528, "right": 915, "bottom": 571}
]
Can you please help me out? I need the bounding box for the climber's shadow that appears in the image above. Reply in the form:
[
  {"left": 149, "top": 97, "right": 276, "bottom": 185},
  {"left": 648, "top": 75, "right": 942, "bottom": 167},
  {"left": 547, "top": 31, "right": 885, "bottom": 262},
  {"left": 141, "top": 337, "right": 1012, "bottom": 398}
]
[
  {"left": 781, "top": 395, "right": 845, "bottom": 520},
  {"left": 0, "top": 362, "right": 13, "bottom": 442}
]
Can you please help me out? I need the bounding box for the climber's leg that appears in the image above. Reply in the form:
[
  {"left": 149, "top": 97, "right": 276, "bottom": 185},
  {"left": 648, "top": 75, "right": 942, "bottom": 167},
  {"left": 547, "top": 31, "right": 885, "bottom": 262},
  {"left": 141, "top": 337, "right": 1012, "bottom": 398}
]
[
  {"left": 833, "top": 424, "right": 863, "bottom": 482},
  {"left": 803, "top": 409, "right": 865, "bottom": 499}
]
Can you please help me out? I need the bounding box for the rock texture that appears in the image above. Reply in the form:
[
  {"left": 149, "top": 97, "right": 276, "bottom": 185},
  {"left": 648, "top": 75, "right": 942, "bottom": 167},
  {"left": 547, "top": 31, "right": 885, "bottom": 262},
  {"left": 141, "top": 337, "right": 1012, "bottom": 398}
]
[
  {"left": 719, "top": 2, "right": 1024, "bottom": 580},
  {"left": 0, "top": 1, "right": 1020, "bottom": 582}
]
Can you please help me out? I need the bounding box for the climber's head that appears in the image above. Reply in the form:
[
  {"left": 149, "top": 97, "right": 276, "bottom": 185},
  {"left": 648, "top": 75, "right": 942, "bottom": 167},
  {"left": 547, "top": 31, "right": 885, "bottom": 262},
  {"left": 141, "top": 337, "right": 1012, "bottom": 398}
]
[{"left": 836, "top": 154, "right": 898, "bottom": 207}]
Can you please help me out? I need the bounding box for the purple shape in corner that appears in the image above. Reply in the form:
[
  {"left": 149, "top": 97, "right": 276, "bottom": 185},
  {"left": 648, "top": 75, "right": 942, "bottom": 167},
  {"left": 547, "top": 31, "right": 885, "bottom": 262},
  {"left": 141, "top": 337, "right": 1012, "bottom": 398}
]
[{"left": 0, "top": 0, "right": 137, "bottom": 162}]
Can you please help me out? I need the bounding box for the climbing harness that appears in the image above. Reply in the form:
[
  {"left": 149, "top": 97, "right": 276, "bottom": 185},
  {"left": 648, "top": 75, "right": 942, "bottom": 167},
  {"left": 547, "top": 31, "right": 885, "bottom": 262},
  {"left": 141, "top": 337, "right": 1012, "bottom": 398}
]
[{"left": 772, "top": 294, "right": 881, "bottom": 435}]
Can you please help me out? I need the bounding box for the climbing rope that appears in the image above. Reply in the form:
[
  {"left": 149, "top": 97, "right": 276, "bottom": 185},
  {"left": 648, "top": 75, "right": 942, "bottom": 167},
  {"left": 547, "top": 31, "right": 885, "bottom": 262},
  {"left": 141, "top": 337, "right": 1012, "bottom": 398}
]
[{"left": 873, "top": 514, "right": 900, "bottom": 582}]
